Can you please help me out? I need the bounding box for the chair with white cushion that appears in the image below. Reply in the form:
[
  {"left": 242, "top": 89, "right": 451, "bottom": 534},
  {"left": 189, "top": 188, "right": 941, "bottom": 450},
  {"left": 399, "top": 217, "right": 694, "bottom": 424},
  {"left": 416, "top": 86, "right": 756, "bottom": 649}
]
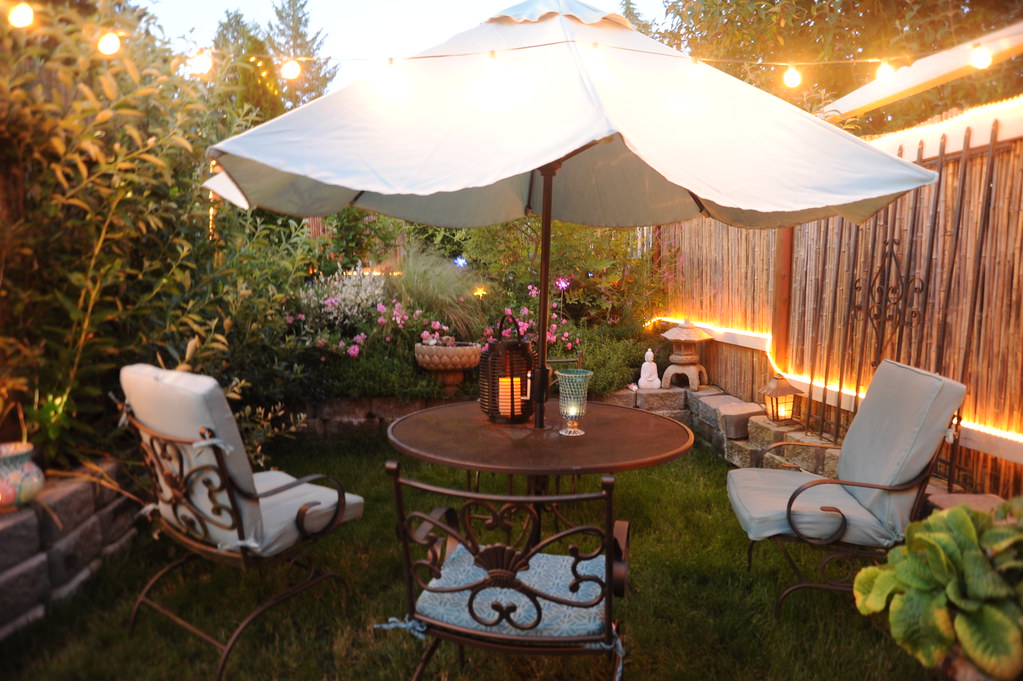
[
  {"left": 119, "top": 363, "right": 364, "bottom": 680},
  {"left": 382, "top": 460, "right": 628, "bottom": 680},
  {"left": 726, "top": 359, "right": 966, "bottom": 617}
]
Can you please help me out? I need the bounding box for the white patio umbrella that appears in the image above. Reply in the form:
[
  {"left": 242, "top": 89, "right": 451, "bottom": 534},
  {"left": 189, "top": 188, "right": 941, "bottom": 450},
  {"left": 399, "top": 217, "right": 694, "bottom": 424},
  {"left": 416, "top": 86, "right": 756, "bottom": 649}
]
[{"left": 205, "top": 0, "right": 936, "bottom": 427}]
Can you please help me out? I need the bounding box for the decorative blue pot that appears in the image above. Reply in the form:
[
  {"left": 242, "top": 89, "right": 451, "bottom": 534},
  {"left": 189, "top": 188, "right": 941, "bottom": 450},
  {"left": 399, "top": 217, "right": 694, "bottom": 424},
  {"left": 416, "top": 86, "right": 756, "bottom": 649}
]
[{"left": 0, "top": 442, "right": 44, "bottom": 512}]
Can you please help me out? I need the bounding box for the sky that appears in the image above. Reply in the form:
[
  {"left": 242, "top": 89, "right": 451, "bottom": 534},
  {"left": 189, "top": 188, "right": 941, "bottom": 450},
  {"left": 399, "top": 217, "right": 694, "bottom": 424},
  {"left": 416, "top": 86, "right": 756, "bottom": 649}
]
[{"left": 140, "top": 0, "right": 670, "bottom": 88}]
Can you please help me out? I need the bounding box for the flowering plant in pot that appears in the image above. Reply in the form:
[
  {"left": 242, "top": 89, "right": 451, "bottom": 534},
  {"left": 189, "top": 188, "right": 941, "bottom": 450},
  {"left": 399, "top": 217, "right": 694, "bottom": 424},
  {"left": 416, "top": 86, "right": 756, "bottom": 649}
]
[
  {"left": 414, "top": 320, "right": 481, "bottom": 396},
  {"left": 854, "top": 498, "right": 1023, "bottom": 680}
]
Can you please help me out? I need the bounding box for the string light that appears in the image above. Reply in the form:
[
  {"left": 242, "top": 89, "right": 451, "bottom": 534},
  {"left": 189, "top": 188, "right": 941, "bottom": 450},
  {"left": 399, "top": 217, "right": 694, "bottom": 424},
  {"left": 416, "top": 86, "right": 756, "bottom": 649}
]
[
  {"left": 875, "top": 60, "right": 895, "bottom": 80},
  {"left": 97, "top": 31, "right": 121, "bottom": 55},
  {"left": 187, "top": 50, "right": 213, "bottom": 75},
  {"left": 783, "top": 65, "right": 802, "bottom": 88},
  {"left": 281, "top": 59, "right": 301, "bottom": 80},
  {"left": 970, "top": 43, "right": 992, "bottom": 69},
  {"left": 7, "top": 2, "right": 33, "bottom": 28}
]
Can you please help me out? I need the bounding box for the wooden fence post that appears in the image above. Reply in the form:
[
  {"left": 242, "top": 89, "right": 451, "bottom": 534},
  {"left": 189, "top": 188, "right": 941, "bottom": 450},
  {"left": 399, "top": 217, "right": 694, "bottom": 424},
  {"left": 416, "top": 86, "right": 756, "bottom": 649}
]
[{"left": 771, "top": 226, "right": 794, "bottom": 371}]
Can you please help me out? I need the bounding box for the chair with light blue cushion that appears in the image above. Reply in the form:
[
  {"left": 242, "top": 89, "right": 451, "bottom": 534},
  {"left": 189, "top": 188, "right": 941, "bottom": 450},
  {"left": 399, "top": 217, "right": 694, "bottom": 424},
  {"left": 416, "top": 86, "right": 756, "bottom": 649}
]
[
  {"left": 726, "top": 359, "right": 966, "bottom": 617},
  {"left": 119, "top": 363, "right": 364, "bottom": 681},
  {"left": 382, "top": 460, "right": 629, "bottom": 680}
]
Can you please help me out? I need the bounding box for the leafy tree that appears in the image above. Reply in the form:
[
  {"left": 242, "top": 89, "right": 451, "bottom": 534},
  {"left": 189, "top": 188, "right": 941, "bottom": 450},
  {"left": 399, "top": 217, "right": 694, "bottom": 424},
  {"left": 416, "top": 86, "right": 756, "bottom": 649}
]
[
  {"left": 266, "top": 0, "right": 337, "bottom": 108},
  {"left": 659, "top": 0, "right": 1023, "bottom": 133},
  {"left": 619, "top": 0, "right": 656, "bottom": 35},
  {"left": 210, "top": 10, "right": 286, "bottom": 124}
]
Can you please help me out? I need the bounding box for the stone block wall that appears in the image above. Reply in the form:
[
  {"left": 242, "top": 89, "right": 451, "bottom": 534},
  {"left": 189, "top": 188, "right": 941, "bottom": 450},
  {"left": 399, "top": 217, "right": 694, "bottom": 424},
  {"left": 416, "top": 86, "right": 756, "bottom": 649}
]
[
  {"left": 0, "top": 459, "right": 139, "bottom": 642},
  {"left": 597, "top": 385, "right": 841, "bottom": 475}
]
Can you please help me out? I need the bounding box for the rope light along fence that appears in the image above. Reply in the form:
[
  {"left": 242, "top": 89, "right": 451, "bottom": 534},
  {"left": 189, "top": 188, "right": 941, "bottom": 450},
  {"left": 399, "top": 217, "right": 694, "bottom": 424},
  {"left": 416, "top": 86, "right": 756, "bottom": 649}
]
[{"left": 657, "top": 117, "right": 1023, "bottom": 498}]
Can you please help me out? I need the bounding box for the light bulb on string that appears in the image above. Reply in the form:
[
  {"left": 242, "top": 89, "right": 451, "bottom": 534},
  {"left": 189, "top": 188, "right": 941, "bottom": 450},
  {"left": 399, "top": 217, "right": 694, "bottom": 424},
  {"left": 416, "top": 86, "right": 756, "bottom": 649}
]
[
  {"left": 783, "top": 65, "right": 801, "bottom": 88},
  {"left": 97, "top": 32, "right": 121, "bottom": 56},
  {"left": 188, "top": 50, "right": 213, "bottom": 76},
  {"left": 875, "top": 60, "right": 895, "bottom": 81},
  {"left": 8, "top": 2, "right": 33, "bottom": 28},
  {"left": 281, "top": 59, "right": 301, "bottom": 80},
  {"left": 970, "top": 44, "right": 992, "bottom": 69}
]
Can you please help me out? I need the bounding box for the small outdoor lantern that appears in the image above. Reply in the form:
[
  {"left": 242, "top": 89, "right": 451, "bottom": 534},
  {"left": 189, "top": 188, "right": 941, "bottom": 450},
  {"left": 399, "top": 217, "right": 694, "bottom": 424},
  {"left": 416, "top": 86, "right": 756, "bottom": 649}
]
[
  {"left": 758, "top": 373, "right": 802, "bottom": 423},
  {"left": 479, "top": 315, "right": 535, "bottom": 424},
  {"left": 660, "top": 320, "right": 712, "bottom": 389}
]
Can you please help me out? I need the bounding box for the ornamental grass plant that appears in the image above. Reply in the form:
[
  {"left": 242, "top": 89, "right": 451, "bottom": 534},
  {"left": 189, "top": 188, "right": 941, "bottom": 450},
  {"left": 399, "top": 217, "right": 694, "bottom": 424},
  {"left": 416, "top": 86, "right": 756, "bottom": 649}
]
[{"left": 1, "top": 430, "right": 940, "bottom": 681}]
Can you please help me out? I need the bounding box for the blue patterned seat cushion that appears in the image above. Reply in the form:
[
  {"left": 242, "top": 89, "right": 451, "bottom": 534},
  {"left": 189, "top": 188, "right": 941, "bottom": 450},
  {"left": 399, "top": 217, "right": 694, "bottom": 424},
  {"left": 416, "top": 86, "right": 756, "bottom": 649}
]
[{"left": 415, "top": 543, "right": 608, "bottom": 640}]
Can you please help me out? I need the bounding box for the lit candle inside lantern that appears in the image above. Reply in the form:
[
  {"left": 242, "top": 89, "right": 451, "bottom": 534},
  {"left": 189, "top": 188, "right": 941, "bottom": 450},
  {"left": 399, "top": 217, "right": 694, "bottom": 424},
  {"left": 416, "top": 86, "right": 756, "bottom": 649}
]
[{"left": 498, "top": 377, "right": 522, "bottom": 417}]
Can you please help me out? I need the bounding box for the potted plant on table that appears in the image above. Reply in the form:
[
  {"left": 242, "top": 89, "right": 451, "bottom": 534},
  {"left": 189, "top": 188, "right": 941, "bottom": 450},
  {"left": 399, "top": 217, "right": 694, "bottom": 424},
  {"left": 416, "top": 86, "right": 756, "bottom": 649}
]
[{"left": 854, "top": 497, "right": 1023, "bottom": 681}]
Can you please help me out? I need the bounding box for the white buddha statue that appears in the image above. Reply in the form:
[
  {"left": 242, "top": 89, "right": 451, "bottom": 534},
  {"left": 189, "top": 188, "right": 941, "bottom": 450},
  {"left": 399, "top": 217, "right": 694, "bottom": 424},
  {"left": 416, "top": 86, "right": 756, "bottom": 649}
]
[{"left": 638, "top": 348, "right": 660, "bottom": 390}]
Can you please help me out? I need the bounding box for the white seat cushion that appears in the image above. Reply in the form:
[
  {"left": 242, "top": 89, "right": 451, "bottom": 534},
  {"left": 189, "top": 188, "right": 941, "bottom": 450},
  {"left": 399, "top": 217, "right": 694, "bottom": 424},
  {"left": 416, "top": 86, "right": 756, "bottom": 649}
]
[
  {"left": 837, "top": 360, "right": 966, "bottom": 536},
  {"left": 120, "top": 364, "right": 263, "bottom": 548},
  {"left": 252, "top": 471, "right": 364, "bottom": 557},
  {"left": 726, "top": 467, "right": 901, "bottom": 547},
  {"left": 416, "top": 543, "right": 607, "bottom": 640}
]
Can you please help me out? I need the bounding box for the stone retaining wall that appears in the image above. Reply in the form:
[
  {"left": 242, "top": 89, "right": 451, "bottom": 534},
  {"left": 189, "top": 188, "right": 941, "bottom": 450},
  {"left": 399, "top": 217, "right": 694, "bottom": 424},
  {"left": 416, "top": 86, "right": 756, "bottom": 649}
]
[{"left": 0, "top": 459, "right": 139, "bottom": 642}]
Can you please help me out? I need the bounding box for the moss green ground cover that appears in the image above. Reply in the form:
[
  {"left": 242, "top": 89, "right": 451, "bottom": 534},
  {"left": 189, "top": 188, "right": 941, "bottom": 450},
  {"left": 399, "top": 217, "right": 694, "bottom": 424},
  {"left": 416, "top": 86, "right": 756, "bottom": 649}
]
[{"left": 1, "top": 431, "right": 939, "bottom": 681}]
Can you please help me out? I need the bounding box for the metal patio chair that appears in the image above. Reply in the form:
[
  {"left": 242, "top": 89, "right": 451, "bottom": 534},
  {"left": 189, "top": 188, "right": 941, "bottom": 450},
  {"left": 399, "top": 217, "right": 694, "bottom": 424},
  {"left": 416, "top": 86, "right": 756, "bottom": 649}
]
[
  {"left": 118, "top": 363, "right": 364, "bottom": 680},
  {"left": 382, "top": 460, "right": 629, "bottom": 680},
  {"left": 726, "top": 359, "right": 966, "bottom": 618}
]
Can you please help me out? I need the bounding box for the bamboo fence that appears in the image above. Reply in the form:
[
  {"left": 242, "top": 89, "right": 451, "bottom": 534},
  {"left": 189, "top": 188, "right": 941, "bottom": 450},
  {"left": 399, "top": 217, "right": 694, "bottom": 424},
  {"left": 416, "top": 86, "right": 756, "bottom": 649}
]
[{"left": 656, "top": 120, "right": 1023, "bottom": 498}]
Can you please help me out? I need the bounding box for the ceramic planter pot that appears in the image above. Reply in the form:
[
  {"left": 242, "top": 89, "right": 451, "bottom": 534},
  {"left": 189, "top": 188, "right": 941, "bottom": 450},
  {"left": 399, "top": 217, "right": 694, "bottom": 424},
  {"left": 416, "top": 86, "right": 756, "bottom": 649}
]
[
  {"left": 414, "top": 342, "right": 481, "bottom": 395},
  {"left": 0, "top": 442, "right": 45, "bottom": 512}
]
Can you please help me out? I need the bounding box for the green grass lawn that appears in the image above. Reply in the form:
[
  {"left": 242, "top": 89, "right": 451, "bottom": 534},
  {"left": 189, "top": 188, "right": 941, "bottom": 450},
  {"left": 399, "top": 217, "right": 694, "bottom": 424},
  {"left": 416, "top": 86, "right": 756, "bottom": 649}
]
[{"left": 0, "top": 428, "right": 940, "bottom": 681}]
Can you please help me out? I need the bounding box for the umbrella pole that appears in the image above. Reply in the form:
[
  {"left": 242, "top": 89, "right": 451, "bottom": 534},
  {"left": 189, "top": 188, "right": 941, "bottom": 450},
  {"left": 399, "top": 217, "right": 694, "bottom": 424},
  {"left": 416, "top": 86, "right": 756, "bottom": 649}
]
[{"left": 534, "top": 162, "right": 560, "bottom": 429}]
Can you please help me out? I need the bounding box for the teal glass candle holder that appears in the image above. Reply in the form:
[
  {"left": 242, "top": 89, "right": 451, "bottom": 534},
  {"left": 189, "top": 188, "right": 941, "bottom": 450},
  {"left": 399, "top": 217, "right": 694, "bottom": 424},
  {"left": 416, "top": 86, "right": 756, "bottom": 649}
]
[{"left": 556, "top": 368, "right": 592, "bottom": 436}]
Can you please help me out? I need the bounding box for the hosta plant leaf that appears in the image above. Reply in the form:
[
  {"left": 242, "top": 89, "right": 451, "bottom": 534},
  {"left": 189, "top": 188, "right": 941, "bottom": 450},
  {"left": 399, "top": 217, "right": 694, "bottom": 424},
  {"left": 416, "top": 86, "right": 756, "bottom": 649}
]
[
  {"left": 896, "top": 552, "right": 942, "bottom": 591},
  {"left": 913, "top": 531, "right": 961, "bottom": 584},
  {"left": 962, "top": 548, "right": 1014, "bottom": 601},
  {"left": 854, "top": 565, "right": 901, "bottom": 615},
  {"left": 954, "top": 604, "right": 1023, "bottom": 681},
  {"left": 946, "top": 578, "right": 981, "bottom": 613},
  {"left": 889, "top": 590, "right": 955, "bottom": 668}
]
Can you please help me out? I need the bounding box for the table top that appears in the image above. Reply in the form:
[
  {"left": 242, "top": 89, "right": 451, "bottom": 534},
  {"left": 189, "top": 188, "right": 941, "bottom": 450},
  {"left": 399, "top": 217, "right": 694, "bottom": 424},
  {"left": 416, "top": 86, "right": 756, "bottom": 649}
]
[{"left": 387, "top": 399, "right": 694, "bottom": 476}]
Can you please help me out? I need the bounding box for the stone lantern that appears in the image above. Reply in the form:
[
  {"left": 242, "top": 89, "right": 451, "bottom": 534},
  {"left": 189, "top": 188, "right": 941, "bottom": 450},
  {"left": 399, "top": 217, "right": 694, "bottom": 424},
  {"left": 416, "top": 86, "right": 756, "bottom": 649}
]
[{"left": 660, "top": 321, "right": 712, "bottom": 389}]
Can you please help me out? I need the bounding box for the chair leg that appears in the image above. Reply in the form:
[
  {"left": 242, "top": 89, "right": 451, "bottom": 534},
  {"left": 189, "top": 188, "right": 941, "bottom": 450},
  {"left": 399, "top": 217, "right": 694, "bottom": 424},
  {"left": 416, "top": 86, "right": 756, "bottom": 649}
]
[
  {"left": 411, "top": 638, "right": 442, "bottom": 681},
  {"left": 130, "top": 554, "right": 196, "bottom": 629},
  {"left": 214, "top": 568, "right": 343, "bottom": 681}
]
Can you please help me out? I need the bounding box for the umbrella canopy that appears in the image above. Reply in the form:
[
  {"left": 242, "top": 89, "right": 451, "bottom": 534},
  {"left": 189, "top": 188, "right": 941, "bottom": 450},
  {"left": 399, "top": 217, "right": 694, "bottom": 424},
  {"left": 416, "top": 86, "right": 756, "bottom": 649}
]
[{"left": 205, "top": 0, "right": 937, "bottom": 426}]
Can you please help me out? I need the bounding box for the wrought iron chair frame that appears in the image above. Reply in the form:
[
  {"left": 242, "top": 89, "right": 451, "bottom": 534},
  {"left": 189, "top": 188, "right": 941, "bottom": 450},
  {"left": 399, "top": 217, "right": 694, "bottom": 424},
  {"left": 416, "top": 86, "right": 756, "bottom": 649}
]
[
  {"left": 123, "top": 407, "right": 349, "bottom": 680},
  {"left": 748, "top": 439, "right": 943, "bottom": 619},
  {"left": 385, "top": 460, "right": 628, "bottom": 680}
]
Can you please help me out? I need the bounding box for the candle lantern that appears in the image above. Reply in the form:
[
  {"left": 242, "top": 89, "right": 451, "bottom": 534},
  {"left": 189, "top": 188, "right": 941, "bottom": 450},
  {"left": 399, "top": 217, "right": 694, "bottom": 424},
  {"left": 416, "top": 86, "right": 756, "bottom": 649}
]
[
  {"left": 479, "top": 315, "right": 535, "bottom": 424},
  {"left": 758, "top": 373, "right": 802, "bottom": 423}
]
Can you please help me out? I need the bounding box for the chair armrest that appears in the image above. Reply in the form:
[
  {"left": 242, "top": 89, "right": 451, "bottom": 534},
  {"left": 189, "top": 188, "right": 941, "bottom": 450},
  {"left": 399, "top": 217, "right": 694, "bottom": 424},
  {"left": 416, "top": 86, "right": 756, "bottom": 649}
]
[
  {"left": 414, "top": 507, "right": 459, "bottom": 553},
  {"left": 754, "top": 441, "right": 833, "bottom": 467},
  {"left": 784, "top": 472, "right": 928, "bottom": 545},
  {"left": 240, "top": 473, "right": 346, "bottom": 540},
  {"left": 612, "top": 520, "right": 629, "bottom": 598}
]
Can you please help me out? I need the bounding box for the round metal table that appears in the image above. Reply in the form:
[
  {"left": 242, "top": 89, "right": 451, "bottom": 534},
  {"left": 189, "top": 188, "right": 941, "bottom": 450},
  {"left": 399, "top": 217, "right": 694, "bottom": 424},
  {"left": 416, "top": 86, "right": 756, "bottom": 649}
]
[{"left": 387, "top": 399, "right": 694, "bottom": 476}]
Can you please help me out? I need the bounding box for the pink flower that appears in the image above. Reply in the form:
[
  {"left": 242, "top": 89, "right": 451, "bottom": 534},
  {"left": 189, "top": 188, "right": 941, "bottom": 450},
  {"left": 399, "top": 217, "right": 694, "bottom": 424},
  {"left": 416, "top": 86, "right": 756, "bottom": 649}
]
[
  {"left": 520, "top": 307, "right": 529, "bottom": 317},
  {"left": 377, "top": 303, "right": 387, "bottom": 313},
  {"left": 504, "top": 307, "right": 513, "bottom": 316},
  {"left": 320, "top": 355, "right": 327, "bottom": 362},
  {"left": 502, "top": 328, "right": 513, "bottom": 338},
  {"left": 431, "top": 321, "right": 441, "bottom": 330},
  {"left": 377, "top": 316, "right": 386, "bottom": 325},
  {"left": 297, "top": 313, "right": 305, "bottom": 321},
  {"left": 337, "top": 341, "right": 346, "bottom": 350},
  {"left": 354, "top": 333, "right": 367, "bottom": 345},
  {"left": 315, "top": 338, "right": 327, "bottom": 348},
  {"left": 552, "top": 302, "right": 558, "bottom": 308},
  {"left": 421, "top": 330, "right": 431, "bottom": 341},
  {"left": 347, "top": 345, "right": 360, "bottom": 358},
  {"left": 566, "top": 342, "right": 573, "bottom": 350},
  {"left": 286, "top": 315, "right": 295, "bottom": 324},
  {"left": 385, "top": 336, "right": 391, "bottom": 342}
]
